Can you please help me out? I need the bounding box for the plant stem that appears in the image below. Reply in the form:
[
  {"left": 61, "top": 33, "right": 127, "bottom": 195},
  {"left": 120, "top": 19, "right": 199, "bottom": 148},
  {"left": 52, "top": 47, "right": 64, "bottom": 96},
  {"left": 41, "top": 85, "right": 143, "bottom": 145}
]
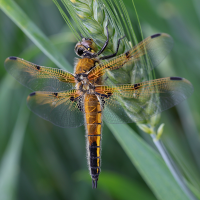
[{"left": 151, "top": 133, "right": 197, "bottom": 200}]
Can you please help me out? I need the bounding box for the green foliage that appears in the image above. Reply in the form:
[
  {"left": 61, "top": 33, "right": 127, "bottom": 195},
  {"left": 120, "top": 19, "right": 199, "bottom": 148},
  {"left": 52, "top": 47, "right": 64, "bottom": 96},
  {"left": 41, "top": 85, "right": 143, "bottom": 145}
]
[{"left": 0, "top": 0, "right": 200, "bottom": 200}]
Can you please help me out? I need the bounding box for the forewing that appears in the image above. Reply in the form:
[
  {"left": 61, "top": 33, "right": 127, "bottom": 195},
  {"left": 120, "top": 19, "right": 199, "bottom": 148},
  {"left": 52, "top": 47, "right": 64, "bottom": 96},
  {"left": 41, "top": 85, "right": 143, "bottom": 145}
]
[
  {"left": 88, "top": 33, "right": 173, "bottom": 81},
  {"left": 95, "top": 77, "right": 193, "bottom": 123},
  {"left": 27, "top": 90, "right": 84, "bottom": 128},
  {"left": 4, "top": 57, "right": 75, "bottom": 92}
]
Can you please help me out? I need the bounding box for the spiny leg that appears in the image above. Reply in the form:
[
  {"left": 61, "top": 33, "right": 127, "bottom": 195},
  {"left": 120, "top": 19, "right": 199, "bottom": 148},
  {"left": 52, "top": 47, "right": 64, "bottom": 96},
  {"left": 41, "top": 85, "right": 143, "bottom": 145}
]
[
  {"left": 97, "top": 21, "right": 110, "bottom": 56},
  {"left": 100, "top": 35, "right": 125, "bottom": 60}
]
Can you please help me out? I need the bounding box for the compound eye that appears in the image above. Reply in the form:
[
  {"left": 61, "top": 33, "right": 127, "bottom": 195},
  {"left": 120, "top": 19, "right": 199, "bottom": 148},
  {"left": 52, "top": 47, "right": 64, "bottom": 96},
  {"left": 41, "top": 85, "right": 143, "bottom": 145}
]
[{"left": 77, "top": 48, "right": 84, "bottom": 56}]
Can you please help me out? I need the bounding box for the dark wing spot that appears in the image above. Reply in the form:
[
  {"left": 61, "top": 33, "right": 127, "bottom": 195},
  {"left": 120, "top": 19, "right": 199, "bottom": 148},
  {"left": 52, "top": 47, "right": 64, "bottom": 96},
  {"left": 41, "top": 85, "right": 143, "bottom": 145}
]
[
  {"left": 125, "top": 51, "right": 130, "bottom": 58},
  {"left": 70, "top": 96, "right": 75, "bottom": 101},
  {"left": 29, "top": 92, "right": 36, "bottom": 96},
  {"left": 96, "top": 92, "right": 112, "bottom": 98},
  {"left": 134, "top": 83, "right": 141, "bottom": 89},
  {"left": 170, "top": 77, "right": 182, "bottom": 81},
  {"left": 151, "top": 33, "right": 161, "bottom": 39},
  {"left": 9, "top": 56, "right": 17, "bottom": 60},
  {"left": 36, "top": 65, "right": 41, "bottom": 70},
  {"left": 53, "top": 92, "right": 58, "bottom": 97},
  {"left": 106, "top": 92, "right": 112, "bottom": 98}
]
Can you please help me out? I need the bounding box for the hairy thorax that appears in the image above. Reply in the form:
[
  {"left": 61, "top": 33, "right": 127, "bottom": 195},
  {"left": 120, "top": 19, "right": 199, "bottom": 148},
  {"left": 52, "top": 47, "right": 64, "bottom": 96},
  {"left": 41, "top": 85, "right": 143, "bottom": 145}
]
[{"left": 74, "top": 57, "right": 101, "bottom": 96}]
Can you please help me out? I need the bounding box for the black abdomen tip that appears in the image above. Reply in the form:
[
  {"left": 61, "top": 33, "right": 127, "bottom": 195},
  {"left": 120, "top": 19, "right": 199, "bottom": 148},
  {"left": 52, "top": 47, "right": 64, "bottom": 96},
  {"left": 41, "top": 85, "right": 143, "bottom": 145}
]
[
  {"left": 170, "top": 77, "right": 183, "bottom": 81},
  {"left": 9, "top": 56, "right": 17, "bottom": 60},
  {"left": 29, "top": 92, "right": 36, "bottom": 96},
  {"left": 92, "top": 179, "right": 98, "bottom": 189},
  {"left": 151, "top": 33, "right": 161, "bottom": 39}
]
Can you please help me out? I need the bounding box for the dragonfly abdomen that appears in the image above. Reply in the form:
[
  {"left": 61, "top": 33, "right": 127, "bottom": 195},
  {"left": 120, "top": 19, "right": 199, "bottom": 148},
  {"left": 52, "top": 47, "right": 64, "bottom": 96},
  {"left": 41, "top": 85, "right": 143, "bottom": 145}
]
[{"left": 84, "top": 94, "right": 102, "bottom": 189}]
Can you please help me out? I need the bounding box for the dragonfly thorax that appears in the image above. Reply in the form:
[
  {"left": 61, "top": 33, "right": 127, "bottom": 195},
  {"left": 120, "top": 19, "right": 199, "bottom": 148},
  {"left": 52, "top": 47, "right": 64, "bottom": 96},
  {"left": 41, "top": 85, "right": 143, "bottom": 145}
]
[
  {"left": 75, "top": 73, "right": 96, "bottom": 94},
  {"left": 75, "top": 73, "right": 88, "bottom": 82}
]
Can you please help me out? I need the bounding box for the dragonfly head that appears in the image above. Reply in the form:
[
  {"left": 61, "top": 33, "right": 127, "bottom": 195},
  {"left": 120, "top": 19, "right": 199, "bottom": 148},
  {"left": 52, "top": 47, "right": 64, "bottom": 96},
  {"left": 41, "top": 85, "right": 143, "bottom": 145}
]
[{"left": 75, "top": 38, "right": 98, "bottom": 58}]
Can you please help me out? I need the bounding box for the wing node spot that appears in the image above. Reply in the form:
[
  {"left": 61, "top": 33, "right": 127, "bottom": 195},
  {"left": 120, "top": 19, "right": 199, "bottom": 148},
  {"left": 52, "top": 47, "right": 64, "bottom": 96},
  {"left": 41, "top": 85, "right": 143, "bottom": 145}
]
[
  {"left": 70, "top": 96, "right": 75, "bottom": 101},
  {"left": 134, "top": 83, "right": 141, "bottom": 89},
  {"left": 53, "top": 92, "right": 58, "bottom": 97},
  {"left": 125, "top": 51, "right": 131, "bottom": 59},
  {"left": 36, "top": 65, "right": 41, "bottom": 70}
]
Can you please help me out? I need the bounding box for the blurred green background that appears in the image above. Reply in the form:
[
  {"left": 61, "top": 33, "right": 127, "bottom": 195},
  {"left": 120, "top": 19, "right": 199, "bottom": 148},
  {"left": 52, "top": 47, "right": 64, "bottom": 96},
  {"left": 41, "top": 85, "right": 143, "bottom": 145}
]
[{"left": 0, "top": 0, "right": 200, "bottom": 199}]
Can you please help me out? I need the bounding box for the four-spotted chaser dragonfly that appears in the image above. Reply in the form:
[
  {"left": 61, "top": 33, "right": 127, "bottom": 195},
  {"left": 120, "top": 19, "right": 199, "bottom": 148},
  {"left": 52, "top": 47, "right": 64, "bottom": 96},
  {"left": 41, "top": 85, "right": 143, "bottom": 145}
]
[{"left": 4, "top": 28, "right": 193, "bottom": 188}]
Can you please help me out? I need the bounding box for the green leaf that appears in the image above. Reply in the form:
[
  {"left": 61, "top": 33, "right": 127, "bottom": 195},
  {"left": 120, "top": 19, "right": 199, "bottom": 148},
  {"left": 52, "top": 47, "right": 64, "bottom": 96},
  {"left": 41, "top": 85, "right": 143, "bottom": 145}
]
[{"left": 0, "top": 90, "right": 29, "bottom": 200}]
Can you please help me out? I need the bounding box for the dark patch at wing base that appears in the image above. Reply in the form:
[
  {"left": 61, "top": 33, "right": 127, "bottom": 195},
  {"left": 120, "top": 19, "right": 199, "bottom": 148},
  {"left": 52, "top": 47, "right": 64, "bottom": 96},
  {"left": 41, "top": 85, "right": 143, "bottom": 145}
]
[
  {"left": 70, "top": 96, "right": 75, "bottom": 101},
  {"left": 53, "top": 92, "right": 59, "bottom": 97},
  {"left": 134, "top": 83, "right": 141, "bottom": 89}
]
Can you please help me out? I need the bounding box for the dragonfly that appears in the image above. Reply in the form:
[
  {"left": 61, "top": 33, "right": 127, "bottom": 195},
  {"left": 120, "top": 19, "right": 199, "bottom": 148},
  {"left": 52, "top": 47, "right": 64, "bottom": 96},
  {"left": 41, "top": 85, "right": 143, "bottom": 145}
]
[{"left": 4, "top": 26, "right": 193, "bottom": 188}]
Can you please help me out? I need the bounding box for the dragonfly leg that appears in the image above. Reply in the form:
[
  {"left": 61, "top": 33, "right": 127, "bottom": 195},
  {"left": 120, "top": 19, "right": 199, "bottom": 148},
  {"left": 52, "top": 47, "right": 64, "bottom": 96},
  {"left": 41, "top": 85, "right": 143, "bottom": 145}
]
[
  {"left": 99, "top": 35, "right": 125, "bottom": 60},
  {"left": 97, "top": 21, "right": 110, "bottom": 56}
]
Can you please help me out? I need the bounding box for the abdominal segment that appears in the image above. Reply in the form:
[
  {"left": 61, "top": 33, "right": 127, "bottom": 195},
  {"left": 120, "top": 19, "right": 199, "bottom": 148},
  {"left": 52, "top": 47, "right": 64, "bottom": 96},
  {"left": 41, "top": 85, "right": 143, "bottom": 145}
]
[{"left": 84, "top": 94, "right": 102, "bottom": 187}]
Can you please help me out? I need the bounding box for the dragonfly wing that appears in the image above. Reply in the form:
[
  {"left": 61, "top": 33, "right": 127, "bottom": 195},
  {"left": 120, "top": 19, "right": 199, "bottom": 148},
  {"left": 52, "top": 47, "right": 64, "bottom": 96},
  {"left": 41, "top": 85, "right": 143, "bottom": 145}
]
[
  {"left": 95, "top": 77, "right": 193, "bottom": 123},
  {"left": 136, "top": 33, "right": 174, "bottom": 68},
  {"left": 88, "top": 33, "right": 173, "bottom": 81},
  {"left": 27, "top": 90, "right": 84, "bottom": 128},
  {"left": 4, "top": 57, "right": 75, "bottom": 92}
]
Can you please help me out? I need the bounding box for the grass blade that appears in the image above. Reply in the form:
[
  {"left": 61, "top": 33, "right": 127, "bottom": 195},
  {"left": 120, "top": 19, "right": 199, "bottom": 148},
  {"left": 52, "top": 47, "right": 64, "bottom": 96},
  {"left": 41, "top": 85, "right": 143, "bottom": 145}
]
[
  {"left": 0, "top": 0, "right": 71, "bottom": 71},
  {"left": 107, "top": 123, "right": 190, "bottom": 200},
  {"left": 0, "top": 94, "right": 29, "bottom": 200}
]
